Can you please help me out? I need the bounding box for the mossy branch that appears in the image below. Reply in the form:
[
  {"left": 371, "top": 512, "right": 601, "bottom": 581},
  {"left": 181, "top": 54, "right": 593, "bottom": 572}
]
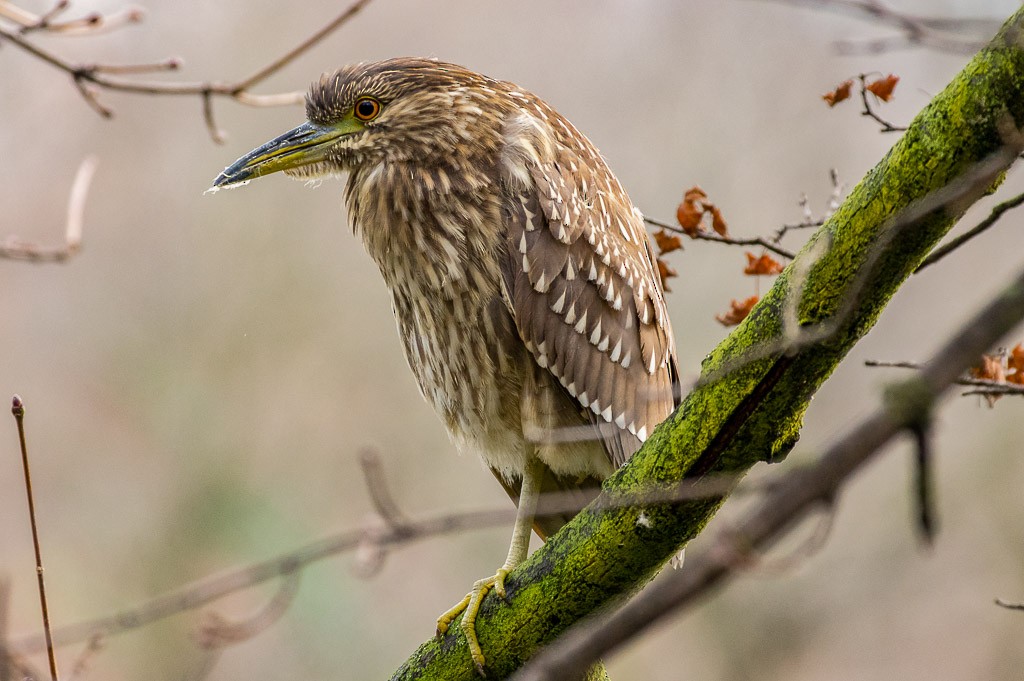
[{"left": 391, "top": 7, "right": 1024, "bottom": 679}]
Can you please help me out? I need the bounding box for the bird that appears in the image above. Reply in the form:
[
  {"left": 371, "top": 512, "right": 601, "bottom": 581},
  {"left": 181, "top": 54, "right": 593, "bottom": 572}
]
[{"left": 212, "top": 57, "right": 678, "bottom": 674}]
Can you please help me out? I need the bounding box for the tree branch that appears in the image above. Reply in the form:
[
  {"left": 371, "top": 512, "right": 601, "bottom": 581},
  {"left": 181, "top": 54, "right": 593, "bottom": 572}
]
[
  {"left": 916, "top": 189, "right": 1024, "bottom": 271},
  {"left": 514, "top": 259, "right": 1024, "bottom": 679},
  {"left": 0, "top": 0, "right": 375, "bottom": 140},
  {"left": 0, "top": 156, "right": 95, "bottom": 262},
  {"left": 642, "top": 216, "right": 797, "bottom": 260},
  {"left": 389, "top": 8, "right": 1024, "bottom": 677}
]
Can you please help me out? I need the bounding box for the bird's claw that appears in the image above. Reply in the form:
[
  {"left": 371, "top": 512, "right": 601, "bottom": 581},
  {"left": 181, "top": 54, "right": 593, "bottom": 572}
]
[{"left": 434, "top": 567, "right": 514, "bottom": 676}]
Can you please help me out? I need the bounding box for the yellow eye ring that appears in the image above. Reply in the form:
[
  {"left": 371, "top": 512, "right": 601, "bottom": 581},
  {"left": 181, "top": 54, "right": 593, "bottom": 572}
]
[{"left": 353, "top": 97, "right": 382, "bottom": 121}]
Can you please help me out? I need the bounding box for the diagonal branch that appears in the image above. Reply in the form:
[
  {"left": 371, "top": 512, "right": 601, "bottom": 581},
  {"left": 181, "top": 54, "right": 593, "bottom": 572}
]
[
  {"left": 515, "top": 258, "right": 1024, "bottom": 680},
  {"left": 916, "top": 189, "right": 1024, "bottom": 271},
  {"left": 389, "top": 7, "right": 1024, "bottom": 678}
]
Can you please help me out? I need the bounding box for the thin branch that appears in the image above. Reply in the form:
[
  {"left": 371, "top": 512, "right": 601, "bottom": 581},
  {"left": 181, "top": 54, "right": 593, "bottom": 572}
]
[
  {"left": 10, "top": 472, "right": 738, "bottom": 653},
  {"left": 1, "top": 156, "right": 96, "bottom": 263},
  {"left": 65, "top": 634, "right": 103, "bottom": 681},
  {"left": 11, "top": 396, "right": 59, "bottom": 681},
  {"left": 0, "top": 0, "right": 376, "bottom": 141},
  {"left": 760, "top": 0, "right": 1000, "bottom": 55},
  {"left": 513, "top": 258, "right": 1024, "bottom": 681},
  {"left": 772, "top": 218, "right": 823, "bottom": 243},
  {"left": 193, "top": 571, "right": 301, "bottom": 649},
  {"left": 865, "top": 360, "right": 1024, "bottom": 396},
  {"left": 701, "top": 144, "right": 1021, "bottom": 389},
  {"left": 858, "top": 73, "right": 907, "bottom": 133},
  {"left": 995, "top": 598, "right": 1024, "bottom": 611},
  {"left": 643, "top": 216, "right": 797, "bottom": 260},
  {"left": 359, "top": 448, "right": 413, "bottom": 533},
  {"left": 230, "top": 0, "right": 374, "bottom": 92},
  {"left": 9, "top": 1, "right": 144, "bottom": 37},
  {"left": 726, "top": 501, "right": 837, "bottom": 576},
  {"left": 911, "top": 424, "right": 936, "bottom": 544},
  {"left": 916, "top": 189, "right": 1024, "bottom": 271}
]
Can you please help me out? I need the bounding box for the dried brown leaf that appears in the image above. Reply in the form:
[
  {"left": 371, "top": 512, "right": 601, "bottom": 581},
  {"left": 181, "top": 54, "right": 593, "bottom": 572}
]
[
  {"left": 709, "top": 205, "right": 729, "bottom": 237},
  {"left": 865, "top": 74, "right": 899, "bottom": 102},
  {"left": 1007, "top": 343, "right": 1024, "bottom": 385},
  {"left": 971, "top": 353, "right": 1006, "bottom": 406},
  {"left": 657, "top": 257, "right": 678, "bottom": 292},
  {"left": 823, "top": 79, "right": 853, "bottom": 107},
  {"left": 743, "top": 251, "right": 785, "bottom": 276},
  {"left": 676, "top": 186, "right": 707, "bottom": 236},
  {"left": 715, "top": 295, "right": 759, "bottom": 326},
  {"left": 653, "top": 229, "right": 684, "bottom": 255}
]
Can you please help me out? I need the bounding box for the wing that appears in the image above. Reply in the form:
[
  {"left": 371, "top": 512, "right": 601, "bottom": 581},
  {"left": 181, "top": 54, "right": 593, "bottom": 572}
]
[{"left": 499, "top": 110, "right": 678, "bottom": 468}]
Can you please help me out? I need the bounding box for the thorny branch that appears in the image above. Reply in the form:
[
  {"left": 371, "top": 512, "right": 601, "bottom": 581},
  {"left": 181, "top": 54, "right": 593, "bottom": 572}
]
[
  {"left": 513, "top": 259, "right": 1024, "bottom": 681},
  {"left": 0, "top": 0, "right": 376, "bottom": 141}
]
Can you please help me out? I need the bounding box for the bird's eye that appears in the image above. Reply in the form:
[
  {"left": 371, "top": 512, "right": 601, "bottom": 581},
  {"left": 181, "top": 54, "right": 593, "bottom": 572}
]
[{"left": 353, "top": 97, "right": 382, "bottom": 121}]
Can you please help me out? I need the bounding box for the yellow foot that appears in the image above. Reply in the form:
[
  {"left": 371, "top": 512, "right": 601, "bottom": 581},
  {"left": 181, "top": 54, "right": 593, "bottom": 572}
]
[{"left": 435, "top": 567, "right": 511, "bottom": 676}]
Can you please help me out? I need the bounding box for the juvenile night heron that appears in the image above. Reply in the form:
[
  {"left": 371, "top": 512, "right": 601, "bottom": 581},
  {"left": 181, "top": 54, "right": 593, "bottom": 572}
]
[{"left": 212, "top": 58, "right": 678, "bottom": 673}]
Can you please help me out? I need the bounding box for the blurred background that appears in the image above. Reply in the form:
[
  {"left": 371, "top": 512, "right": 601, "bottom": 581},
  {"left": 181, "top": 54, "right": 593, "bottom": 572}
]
[{"left": 2, "top": 1, "right": 1023, "bottom": 679}]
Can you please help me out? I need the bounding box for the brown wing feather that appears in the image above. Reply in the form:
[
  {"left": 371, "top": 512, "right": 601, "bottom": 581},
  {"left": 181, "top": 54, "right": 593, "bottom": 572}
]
[{"left": 500, "top": 108, "right": 678, "bottom": 470}]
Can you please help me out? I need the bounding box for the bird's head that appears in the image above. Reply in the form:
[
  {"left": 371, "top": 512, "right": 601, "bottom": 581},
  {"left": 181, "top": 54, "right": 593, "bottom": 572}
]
[{"left": 211, "top": 58, "right": 507, "bottom": 190}]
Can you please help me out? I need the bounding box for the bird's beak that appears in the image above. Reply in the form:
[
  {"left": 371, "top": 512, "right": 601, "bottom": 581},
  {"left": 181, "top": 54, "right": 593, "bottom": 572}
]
[{"left": 211, "top": 121, "right": 349, "bottom": 189}]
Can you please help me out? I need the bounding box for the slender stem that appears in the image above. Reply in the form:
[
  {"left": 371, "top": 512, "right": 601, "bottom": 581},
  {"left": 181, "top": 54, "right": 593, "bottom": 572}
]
[
  {"left": 11, "top": 396, "right": 58, "bottom": 681},
  {"left": 642, "top": 216, "right": 797, "bottom": 260},
  {"left": 231, "top": 0, "right": 375, "bottom": 92},
  {"left": 916, "top": 189, "right": 1024, "bottom": 271}
]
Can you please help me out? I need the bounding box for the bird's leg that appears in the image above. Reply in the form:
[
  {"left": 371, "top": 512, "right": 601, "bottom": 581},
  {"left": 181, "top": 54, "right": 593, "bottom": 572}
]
[{"left": 436, "top": 456, "right": 545, "bottom": 675}]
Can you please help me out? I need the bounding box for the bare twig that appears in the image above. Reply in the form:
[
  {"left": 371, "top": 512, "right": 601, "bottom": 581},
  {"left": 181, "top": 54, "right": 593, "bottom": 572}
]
[
  {"left": 513, "top": 258, "right": 1024, "bottom": 681},
  {"left": 229, "top": 0, "right": 373, "bottom": 93},
  {"left": 858, "top": 73, "right": 907, "bottom": 133},
  {"left": 643, "top": 216, "right": 797, "bottom": 260},
  {"left": 724, "top": 500, "right": 837, "bottom": 576},
  {"left": 8, "top": 1, "right": 144, "bottom": 37},
  {"left": 865, "top": 360, "right": 1024, "bottom": 397},
  {"left": 916, "top": 189, "right": 1024, "bottom": 271},
  {"left": 0, "top": 0, "right": 376, "bottom": 141},
  {"left": 10, "top": 471, "right": 738, "bottom": 654},
  {"left": 911, "top": 424, "right": 936, "bottom": 544},
  {"left": 995, "top": 598, "right": 1024, "bottom": 611},
  {"left": 359, "top": 449, "right": 412, "bottom": 533},
  {"left": 1, "top": 156, "right": 96, "bottom": 263},
  {"left": 773, "top": 218, "right": 823, "bottom": 243},
  {"left": 761, "top": 0, "right": 1000, "bottom": 55},
  {"left": 194, "top": 571, "right": 301, "bottom": 649},
  {"left": 65, "top": 634, "right": 103, "bottom": 681},
  {"left": 701, "top": 144, "right": 1021, "bottom": 389},
  {"left": 11, "top": 396, "right": 59, "bottom": 681}
]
